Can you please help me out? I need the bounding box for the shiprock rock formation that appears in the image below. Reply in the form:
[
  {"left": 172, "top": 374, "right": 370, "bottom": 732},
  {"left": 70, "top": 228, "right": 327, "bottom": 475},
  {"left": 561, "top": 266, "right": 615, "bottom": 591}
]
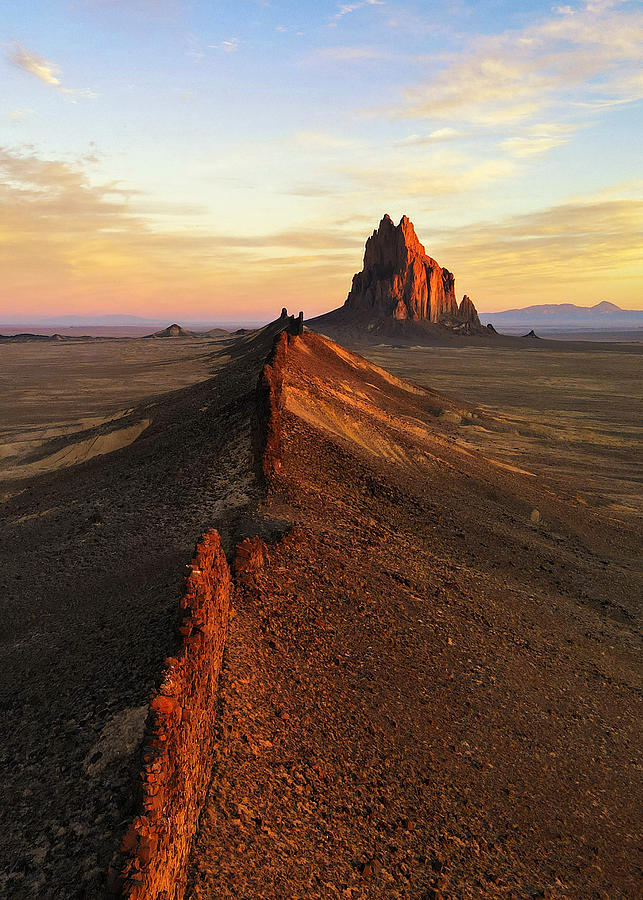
[
  {"left": 308, "top": 215, "right": 488, "bottom": 343},
  {"left": 345, "top": 214, "right": 480, "bottom": 331}
]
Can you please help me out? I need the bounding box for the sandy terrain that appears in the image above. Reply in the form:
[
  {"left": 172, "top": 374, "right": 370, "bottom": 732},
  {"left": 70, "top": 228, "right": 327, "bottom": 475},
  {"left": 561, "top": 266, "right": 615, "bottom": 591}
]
[
  {"left": 354, "top": 343, "right": 643, "bottom": 520},
  {"left": 0, "top": 336, "right": 226, "bottom": 484}
]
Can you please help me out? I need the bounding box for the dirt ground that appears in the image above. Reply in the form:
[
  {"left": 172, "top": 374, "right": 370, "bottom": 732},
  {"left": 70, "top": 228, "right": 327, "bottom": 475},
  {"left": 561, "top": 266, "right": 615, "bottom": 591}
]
[
  {"left": 356, "top": 343, "right": 643, "bottom": 520},
  {"left": 0, "top": 329, "right": 277, "bottom": 899},
  {"left": 188, "top": 332, "right": 641, "bottom": 899},
  {"left": 0, "top": 336, "right": 226, "bottom": 483},
  {"left": 0, "top": 325, "right": 640, "bottom": 898}
]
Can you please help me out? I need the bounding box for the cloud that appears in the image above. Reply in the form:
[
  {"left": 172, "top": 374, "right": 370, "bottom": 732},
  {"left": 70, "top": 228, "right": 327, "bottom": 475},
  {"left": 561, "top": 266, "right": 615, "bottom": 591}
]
[
  {"left": 0, "top": 147, "right": 358, "bottom": 318},
  {"left": 9, "top": 42, "right": 62, "bottom": 86},
  {"left": 9, "top": 108, "right": 36, "bottom": 121},
  {"left": 333, "top": 1, "right": 385, "bottom": 20},
  {"left": 2, "top": 147, "right": 641, "bottom": 317},
  {"left": 208, "top": 38, "right": 240, "bottom": 53},
  {"left": 8, "top": 42, "right": 96, "bottom": 98},
  {"left": 396, "top": 128, "right": 463, "bottom": 146},
  {"left": 429, "top": 188, "right": 643, "bottom": 306},
  {"left": 340, "top": 150, "right": 519, "bottom": 199},
  {"left": 500, "top": 122, "right": 583, "bottom": 157},
  {"left": 396, "top": 1, "right": 642, "bottom": 128}
]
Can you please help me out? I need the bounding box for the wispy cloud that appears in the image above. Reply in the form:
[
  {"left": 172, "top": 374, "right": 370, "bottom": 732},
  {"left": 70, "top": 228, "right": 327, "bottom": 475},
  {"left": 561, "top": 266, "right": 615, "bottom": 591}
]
[
  {"left": 399, "top": 1, "right": 643, "bottom": 125},
  {"left": 500, "top": 122, "right": 583, "bottom": 157},
  {"left": 430, "top": 187, "right": 643, "bottom": 306},
  {"left": 396, "top": 128, "right": 463, "bottom": 146},
  {"left": 9, "top": 107, "right": 36, "bottom": 121},
  {"left": 9, "top": 42, "right": 61, "bottom": 87},
  {"left": 339, "top": 150, "right": 519, "bottom": 199},
  {"left": 8, "top": 42, "right": 96, "bottom": 99},
  {"left": 208, "top": 38, "right": 240, "bottom": 53},
  {"left": 333, "top": 1, "right": 385, "bottom": 20},
  {"left": 2, "top": 146, "right": 641, "bottom": 316},
  {"left": 0, "top": 147, "right": 357, "bottom": 317}
]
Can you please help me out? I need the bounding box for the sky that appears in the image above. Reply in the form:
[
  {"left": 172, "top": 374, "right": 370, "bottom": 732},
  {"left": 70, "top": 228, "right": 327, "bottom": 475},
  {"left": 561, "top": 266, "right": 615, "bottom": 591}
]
[{"left": 1, "top": 0, "right": 641, "bottom": 322}]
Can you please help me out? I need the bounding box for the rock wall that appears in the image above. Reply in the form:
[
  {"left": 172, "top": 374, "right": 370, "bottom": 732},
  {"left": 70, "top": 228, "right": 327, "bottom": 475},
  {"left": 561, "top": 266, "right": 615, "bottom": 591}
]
[
  {"left": 255, "top": 329, "right": 291, "bottom": 484},
  {"left": 113, "top": 530, "right": 232, "bottom": 900},
  {"left": 112, "top": 322, "right": 295, "bottom": 899}
]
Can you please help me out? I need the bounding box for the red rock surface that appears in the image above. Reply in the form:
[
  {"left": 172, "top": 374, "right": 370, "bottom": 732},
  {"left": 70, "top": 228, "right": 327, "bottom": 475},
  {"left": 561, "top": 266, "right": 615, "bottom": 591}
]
[
  {"left": 234, "top": 536, "right": 269, "bottom": 583},
  {"left": 187, "top": 330, "right": 641, "bottom": 899},
  {"left": 116, "top": 530, "right": 232, "bottom": 900},
  {"left": 256, "top": 329, "right": 297, "bottom": 482},
  {"left": 345, "top": 215, "right": 480, "bottom": 328}
]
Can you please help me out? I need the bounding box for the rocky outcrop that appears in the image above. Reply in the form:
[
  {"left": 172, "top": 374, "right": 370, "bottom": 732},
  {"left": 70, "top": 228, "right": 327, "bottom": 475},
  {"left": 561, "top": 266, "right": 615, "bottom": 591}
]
[
  {"left": 151, "top": 324, "right": 193, "bottom": 338},
  {"left": 256, "top": 331, "right": 289, "bottom": 483},
  {"left": 458, "top": 295, "right": 481, "bottom": 330},
  {"left": 254, "top": 310, "right": 305, "bottom": 484},
  {"left": 114, "top": 530, "right": 232, "bottom": 900},
  {"left": 234, "top": 536, "right": 269, "bottom": 583},
  {"left": 344, "top": 215, "right": 481, "bottom": 330}
]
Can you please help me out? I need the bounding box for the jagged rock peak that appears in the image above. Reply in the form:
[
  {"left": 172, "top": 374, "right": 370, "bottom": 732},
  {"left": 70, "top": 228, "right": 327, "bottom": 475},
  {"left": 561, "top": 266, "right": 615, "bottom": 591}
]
[
  {"left": 344, "top": 215, "right": 481, "bottom": 330},
  {"left": 279, "top": 307, "right": 305, "bottom": 337}
]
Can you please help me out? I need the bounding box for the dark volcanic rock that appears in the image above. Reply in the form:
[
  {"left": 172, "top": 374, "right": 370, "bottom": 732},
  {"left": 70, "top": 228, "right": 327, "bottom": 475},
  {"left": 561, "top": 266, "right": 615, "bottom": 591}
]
[{"left": 344, "top": 215, "right": 481, "bottom": 330}]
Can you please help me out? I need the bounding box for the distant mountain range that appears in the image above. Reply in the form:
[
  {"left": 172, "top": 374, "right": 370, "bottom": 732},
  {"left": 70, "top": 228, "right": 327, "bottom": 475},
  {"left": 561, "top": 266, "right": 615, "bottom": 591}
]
[{"left": 482, "top": 301, "right": 643, "bottom": 330}]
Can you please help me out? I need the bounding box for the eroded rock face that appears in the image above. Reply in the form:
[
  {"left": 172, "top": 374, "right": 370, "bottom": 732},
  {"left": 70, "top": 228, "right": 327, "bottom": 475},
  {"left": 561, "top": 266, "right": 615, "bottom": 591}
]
[{"left": 344, "top": 215, "right": 480, "bottom": 328}]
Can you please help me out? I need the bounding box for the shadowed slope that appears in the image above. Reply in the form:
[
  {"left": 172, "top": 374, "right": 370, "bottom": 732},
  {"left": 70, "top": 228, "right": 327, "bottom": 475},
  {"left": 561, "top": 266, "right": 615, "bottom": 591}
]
[
  {"left": 0, "top": 314, "right": 296, "bottom": 899},
  {"left": 188, "top": 331, "right": 640, "bottom": 899}
]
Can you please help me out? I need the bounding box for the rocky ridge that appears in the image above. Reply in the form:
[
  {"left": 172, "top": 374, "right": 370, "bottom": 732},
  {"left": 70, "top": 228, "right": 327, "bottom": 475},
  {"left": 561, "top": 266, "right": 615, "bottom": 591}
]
[{"left": 187, "top": 326, "right": 641, "bottom": 899}]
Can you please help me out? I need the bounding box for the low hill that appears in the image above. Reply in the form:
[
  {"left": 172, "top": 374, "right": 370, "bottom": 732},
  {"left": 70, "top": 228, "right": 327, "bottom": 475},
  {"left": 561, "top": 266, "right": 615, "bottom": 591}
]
[
  {"left": 0, "top": 331, "right": 103, "bottom": 343},
  {"left": 148, "top": 323, "right": 196, "bottom": 338},
  {"left": 147, "top": 324, "right": 232, "bottom": 339}
]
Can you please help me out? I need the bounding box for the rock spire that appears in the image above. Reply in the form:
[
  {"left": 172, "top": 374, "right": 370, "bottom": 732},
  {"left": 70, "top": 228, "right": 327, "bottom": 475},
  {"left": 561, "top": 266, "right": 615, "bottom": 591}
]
[{"left": 344, "top": 215, "right": 481, "bottom": 329}]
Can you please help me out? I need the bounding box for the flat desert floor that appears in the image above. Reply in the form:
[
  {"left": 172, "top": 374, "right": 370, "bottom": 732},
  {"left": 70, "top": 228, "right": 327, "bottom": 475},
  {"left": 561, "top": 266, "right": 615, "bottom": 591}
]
[
  {"left": 0, "top": 336, "right": 226, "bottom": 484},
  {"left": 360, "top": 342, "right": 642, "bottom": 520}
]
